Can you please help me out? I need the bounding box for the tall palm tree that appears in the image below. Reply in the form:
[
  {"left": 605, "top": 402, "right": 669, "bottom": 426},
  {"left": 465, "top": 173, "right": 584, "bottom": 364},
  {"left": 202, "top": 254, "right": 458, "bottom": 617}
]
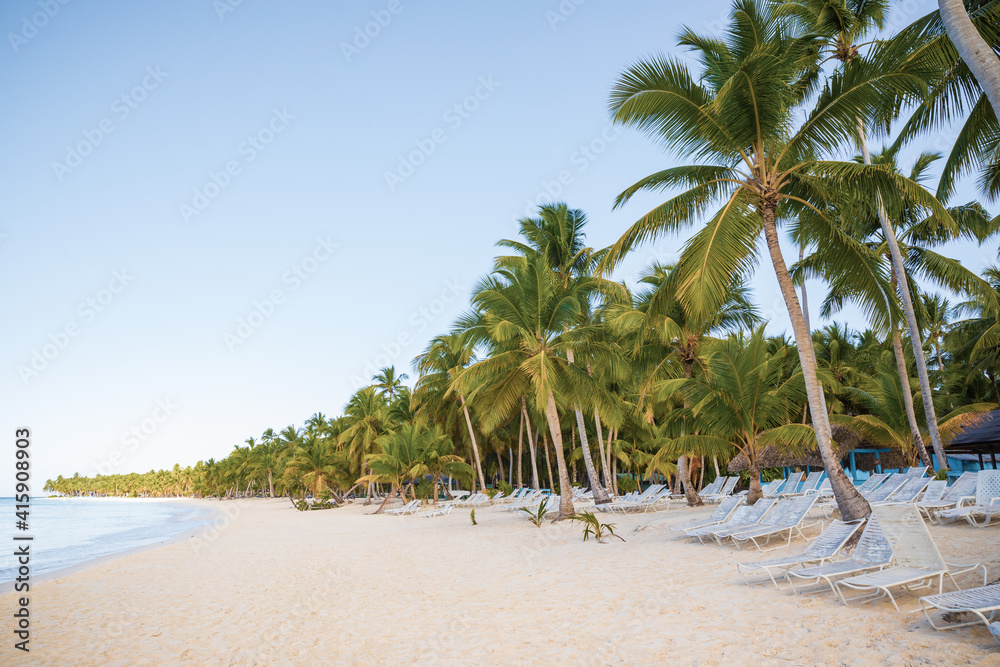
[
  {"left": 455, "top": 256, "right": 615, "bottom": 518},
  {"left": 602, "top": 0, "right": 953, "bottom": 519},
  {"left": 373, "top": 366, "right": 409, "bottom": 399}
]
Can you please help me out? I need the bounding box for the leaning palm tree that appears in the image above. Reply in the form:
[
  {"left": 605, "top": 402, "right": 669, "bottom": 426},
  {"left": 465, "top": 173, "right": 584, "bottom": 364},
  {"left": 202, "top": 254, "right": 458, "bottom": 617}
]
[
  {"left": 413, "top": 333, "right": 488, "bottom": 491},
  {"left": 284, "top": 434, "right": 345, "bottom": 500},
  {"left": 602, "top": 0, "right": 954, "bottom": 519}
]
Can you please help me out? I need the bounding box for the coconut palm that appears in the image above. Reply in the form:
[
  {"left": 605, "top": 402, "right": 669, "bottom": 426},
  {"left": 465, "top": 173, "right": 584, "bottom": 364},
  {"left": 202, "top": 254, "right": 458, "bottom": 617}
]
[
  {"left": 649, "top": 329, "right": 811, "bottom": 503},
  {"left": 606, "top": 263, "right": 759, "bottom": 504},
  {"left": 454, "top": 256, "right": 616, "bottom": 518},
  {"left": 413, "top": 333, "right": 488, "bottom": 490},
  {"left": 373, "top": 366, "right": 409, "bottom": 399},
  {"left": 936, "top": 0, "right": 1000, "bottom": 121},
  {"left": 601, "top": 0, "right": 953, "bottom": 519}
]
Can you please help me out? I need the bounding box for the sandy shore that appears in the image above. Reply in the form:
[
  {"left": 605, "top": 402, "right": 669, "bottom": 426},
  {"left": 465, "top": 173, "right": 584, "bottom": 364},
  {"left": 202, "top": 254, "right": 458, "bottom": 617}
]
[{"left": 3, "top": 497, "right": 998, "bottom": 665}]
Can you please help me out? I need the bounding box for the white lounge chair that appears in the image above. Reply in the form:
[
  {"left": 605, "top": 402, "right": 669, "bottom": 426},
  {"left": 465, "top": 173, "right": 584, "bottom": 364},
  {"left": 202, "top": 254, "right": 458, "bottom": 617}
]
[
  {"left": 787, "top": 517, "right": 893, "bottom": 595},
  {"left": 418, "top": 504, "right": 453, "bottom": 518},
  {"left": 937, "top": 470, "right": 1000, "bottom": 527},
  {"left": 917, "top": 472, "right": 978, "bottom": 523},
  {"left": 918, "top": 583, "right": 1000, "bottom": 644},
  {"left": 701, "top": 476, "right": 739, "bottom": 503},
  {"left": 597, "top": 484, "right": 664, "bottom": 513},
  {"left": 687, "top": 498, "right": 777, "bottom": 543},
  {"left": 870, "top": 476, "right": 930, "bottom": 506},
  {"left": 698, "top": 477, "right": 725, "bottom": 498},
  {"left": 669, "top": 495, "right": 744, "bottom": 533},
  {"left": 737, "top": 519, "right": 865, "bottom": 587},
  {"left": 729, "top": 494, "right": 822, "bottom": 551},
  {"left": 385, "top": 499, "right": 421, "bottom": 515},
  {"left": 781, "top": 471, "right": 824, "bottom": 497},
  {"left": 834, "top": 504, "right": 987, "bottom": 612}
]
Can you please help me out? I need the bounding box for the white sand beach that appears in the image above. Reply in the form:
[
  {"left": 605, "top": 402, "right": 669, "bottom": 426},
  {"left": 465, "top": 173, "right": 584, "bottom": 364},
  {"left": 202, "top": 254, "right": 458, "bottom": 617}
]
[{"left": 3, "top": 498, "right": 998, "bottom": 666}]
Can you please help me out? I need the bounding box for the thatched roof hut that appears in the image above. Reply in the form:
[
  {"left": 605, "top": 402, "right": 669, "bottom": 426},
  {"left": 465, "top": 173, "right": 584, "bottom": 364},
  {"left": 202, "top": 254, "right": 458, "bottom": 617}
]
[{"left": 727, "top": 424, "right": 909, "bottom": 473}]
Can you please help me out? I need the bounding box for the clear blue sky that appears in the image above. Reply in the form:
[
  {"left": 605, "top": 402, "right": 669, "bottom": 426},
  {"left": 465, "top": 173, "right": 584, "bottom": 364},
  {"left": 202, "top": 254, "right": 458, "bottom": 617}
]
[{"left": 1, "top": 0, "right": 993, "bottom": 495}]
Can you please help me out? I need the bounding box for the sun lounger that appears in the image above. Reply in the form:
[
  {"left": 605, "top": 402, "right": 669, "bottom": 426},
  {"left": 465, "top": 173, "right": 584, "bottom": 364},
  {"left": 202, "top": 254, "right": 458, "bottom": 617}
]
[
  {"left": 918, "top": 472, "right": 978, "bottom": 523},
  {"left": 418, "top": 504, "right": 453, "bottom": 518},
  {"left": 835, "top": 504, "right": 987, "bottom": 612},
  {"left": 687, "top": 498, "right": 777, "bottom": 543},
  {"left": 669, "top": 495, "right": 744, "bottom": 533},
  {"left": 903, "top": 466, "right": 929, "bottom": 478},
  {"left": 701, "top": 476, "right": 739, "bottom": 503},
  {"left": 597, "top": 484, "right": 664, "bottom": 513},
  {"left": 452, "top": 492, "right": 491, "bottom": 508},
  {"left": 870, "top": 476, "right": 930, "bottom": 506},
  {"left": 385, "top": 499, "right": 421, "bottom": 515},
  {"left": 698, "top": 477, "right": 725, "bottom": 497},
  {"left": 737, "top": 519, "right": 865, "bottom": 586},
  {"left": 781, "top": 471, "right": 825, "bottom": 497},
  {"left": 918, "top": 583, "right": 1000, "bottom": 644},
  {"left": 771, "top": 473, "right": 804, "bottom": 497},
  {"left": 607, "top": 486, "right": 673, "bottom": 514},
  {"left": 787, "top": 516, "right": 892, "bottom": 595},
  {"left": 759, "top": 480, "right": 783, "bottom": 498},
  {"left": 729, "top": 494, "right": 822, "bottom": 551},
  {"left": 937, "top": 471, "right": 1000, "bottom": 527}
]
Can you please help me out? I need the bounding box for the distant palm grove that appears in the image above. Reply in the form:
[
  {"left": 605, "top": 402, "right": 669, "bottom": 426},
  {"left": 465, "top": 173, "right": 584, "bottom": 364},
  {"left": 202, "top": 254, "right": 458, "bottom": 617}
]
[{"left": 47, "top": 1, "right": 1000, "bottom": 522}]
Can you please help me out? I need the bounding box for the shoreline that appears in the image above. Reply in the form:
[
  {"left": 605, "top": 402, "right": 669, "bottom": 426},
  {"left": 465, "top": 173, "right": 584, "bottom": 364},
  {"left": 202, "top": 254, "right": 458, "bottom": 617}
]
[
  {"left": 3, "top": 499, "right": 997, "bottom": 665},
  {"left": 0, "top": 498, "right": 221, "bottom": 593}
]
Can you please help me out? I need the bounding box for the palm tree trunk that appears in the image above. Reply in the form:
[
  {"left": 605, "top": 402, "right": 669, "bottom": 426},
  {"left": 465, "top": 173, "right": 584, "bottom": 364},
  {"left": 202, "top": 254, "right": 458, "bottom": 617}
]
[
  {"left": 460, "top": 394, "right": 487, "bottom": 489},
  {"left": 542, "top": 432, "right": 554, "bottom": 493},
  {"left": 747, "top": 457, "right": 763, "bottom": 505},
  {"left": 857, "top": 119, "right": 946, "bottom": 469},
  {"left": 267, "top": 469, "right": 275, "bottom": 498},
  {"left": 594, "top": 409, "right": 612, "bottom": 490},
  {"left": 891, "top": 326, "right": 934, "bottom": 468},
  {"left": 544, "top": 392, "right": 576, "bottom": 518},
  {"left": 517, "top": 411, "right": 524, "bottom": 489},
  {"left": 762, "top": 203, "right": 871, "bottom": 521},
  {"left": 497, "top": 449, "right": 505, "bottom": 487},
  {"left": 939, "top": 0, "right": 1000, "bottom": 121},
  {"left": 573, "top": 407, "right": 611, "bottom": 502},
  {"left": 680, "top": 359, "right": 703, "bottom": 506},
  {"left": 521, "top": 397, "right": 540, "bottom": 490}
]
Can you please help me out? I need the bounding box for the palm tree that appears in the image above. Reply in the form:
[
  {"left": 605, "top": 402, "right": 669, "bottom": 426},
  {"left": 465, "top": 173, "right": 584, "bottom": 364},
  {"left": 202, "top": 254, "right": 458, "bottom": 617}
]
[
  {"left": 360, "top": 422, "right": 430, "bottom": 513},
  {"left": 455, "top": 256, "right": 614, "bottom": 518},
  {"left": 649, "top": 329, "right": 812, "bottom": 503},
  {"left": 833, "top": 356, "right": 996, "bottom": 464},
  {"left": 284, "top": 434, "right": 345, "bottom": 500},
  {"left": 937, "top": 0, "right": 1000, "bottom": 120},
  {"left": 602, "top": 0, "right": 954, "bottom": 520},
  {"left": 413, "top": 333, "right": 488, "bottom": 490},
  {"left": 496, "top": 203, "right": 621, "bottom": 503},
  {"left": 373, "top": 366, "right": 409, "bottom": 399},
  {"left": 609, "top": 263, "right": 760, "bottom": 505}
]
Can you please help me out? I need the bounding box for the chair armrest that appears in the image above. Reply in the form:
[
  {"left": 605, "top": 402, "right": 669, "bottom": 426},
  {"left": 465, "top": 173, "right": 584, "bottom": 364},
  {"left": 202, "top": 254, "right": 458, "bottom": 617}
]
[
  {"left": 956, "top": 495, "right": 975, "bottom": 507},
  {"left": 945, "top": 561, "right": 988, "bottom": 586}
]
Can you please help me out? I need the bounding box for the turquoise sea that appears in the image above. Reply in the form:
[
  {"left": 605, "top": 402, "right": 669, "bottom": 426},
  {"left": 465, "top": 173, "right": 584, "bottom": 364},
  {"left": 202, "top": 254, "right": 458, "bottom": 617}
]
[{"left": 0, "top": 497, "right": 215, "bottom": 584}]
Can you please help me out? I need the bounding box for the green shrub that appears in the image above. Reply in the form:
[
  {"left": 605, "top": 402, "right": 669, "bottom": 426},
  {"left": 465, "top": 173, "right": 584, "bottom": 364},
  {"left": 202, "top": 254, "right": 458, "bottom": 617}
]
[
  {"left": 570, "top": 511, "right": 625, "bottom": 543},
  {"left": 616, "top": 476, "right": 638, "bottom": 494},
  {"left": 498, "top": 481, "right": 514, "bottom": 497},
  {"left": 520, "top": 501, "right": 548, "bottom": 527}
]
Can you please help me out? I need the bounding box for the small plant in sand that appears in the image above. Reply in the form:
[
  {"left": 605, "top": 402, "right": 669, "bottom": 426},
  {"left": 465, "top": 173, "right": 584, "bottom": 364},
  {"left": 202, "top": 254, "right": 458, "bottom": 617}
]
[
  {"left": 470, "top": 508, "right": 477, "bottom": 525},
  {"left": 520, "top": 501, "right": 548, "bottom": 527},
  {"left": 571, "top": 511, "right": 624, "bottom": 543}
]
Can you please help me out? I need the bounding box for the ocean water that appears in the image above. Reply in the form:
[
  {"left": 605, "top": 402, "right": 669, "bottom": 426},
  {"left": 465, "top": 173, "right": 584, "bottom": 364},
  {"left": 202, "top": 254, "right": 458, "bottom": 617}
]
[{"left": 0, "top": 498, "right": 215, "bottom": 584}]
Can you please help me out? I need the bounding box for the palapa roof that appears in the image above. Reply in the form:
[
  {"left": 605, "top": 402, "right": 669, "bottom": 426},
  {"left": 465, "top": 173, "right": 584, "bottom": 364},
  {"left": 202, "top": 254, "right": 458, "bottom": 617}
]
[
  {"left": 726, "top": 424, "right": 906, "bottom": 473},
  {"left": 947, "top": 410, "right": 1000, "bottom": 453}
]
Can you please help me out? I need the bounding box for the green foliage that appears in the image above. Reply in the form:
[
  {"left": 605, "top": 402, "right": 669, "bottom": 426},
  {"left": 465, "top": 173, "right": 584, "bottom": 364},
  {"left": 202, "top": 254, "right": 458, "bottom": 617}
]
[
  {"left": 616, "top": 476, "right": 638, "bottom": 494},
  {"left": 470, "top": 508, "right": 477, "bottom": 525},
  {"left": 520, "top": 501, "right": 549, "bottom": 527},
  {"left": 570, "top": 511, "right": 625, "bottom": 543},
  {"left": 498, "top": 481, "right": 514, "bottom": 497},
  {"left": 415, "top": 479, "right": 435, "bottom": 499}
]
